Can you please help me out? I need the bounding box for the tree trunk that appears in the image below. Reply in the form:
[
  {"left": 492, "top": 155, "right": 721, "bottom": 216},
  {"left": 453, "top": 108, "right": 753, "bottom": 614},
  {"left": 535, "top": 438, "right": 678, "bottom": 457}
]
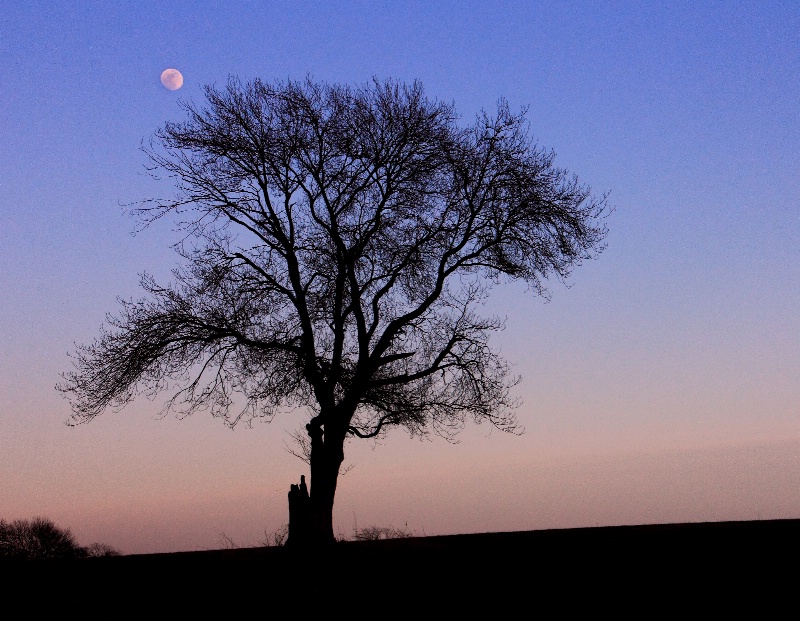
[{"left": 285, "top": 417, "right": 345, "bottom": 547}]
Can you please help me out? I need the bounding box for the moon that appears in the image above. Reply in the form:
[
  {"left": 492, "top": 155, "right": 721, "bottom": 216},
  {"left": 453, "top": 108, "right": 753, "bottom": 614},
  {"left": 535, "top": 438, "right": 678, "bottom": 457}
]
[{"left": 160, "top": 68, "right": 184, "bottom": 91}]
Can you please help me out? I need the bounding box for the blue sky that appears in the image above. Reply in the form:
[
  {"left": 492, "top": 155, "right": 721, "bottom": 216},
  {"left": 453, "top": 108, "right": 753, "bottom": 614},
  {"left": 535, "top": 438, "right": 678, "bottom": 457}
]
[{"left": 1, "top": 1, "right": 798, "bottom": 553}]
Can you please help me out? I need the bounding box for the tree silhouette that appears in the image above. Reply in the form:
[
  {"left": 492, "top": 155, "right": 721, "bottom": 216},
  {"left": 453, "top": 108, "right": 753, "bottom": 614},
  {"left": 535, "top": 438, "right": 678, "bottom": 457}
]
[
  {"left": 59, "top": 77, "right": 607, "bottom": 546},
  {"left": 0, "top": 517, "right": 86, "bottom": 561}
]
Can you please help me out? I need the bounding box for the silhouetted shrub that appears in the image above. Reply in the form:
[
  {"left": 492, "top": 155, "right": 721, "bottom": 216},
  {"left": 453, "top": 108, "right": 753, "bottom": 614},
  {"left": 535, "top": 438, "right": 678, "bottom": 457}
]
[{"left": 261, "top": 523, "right": 290, "bottom": 547}]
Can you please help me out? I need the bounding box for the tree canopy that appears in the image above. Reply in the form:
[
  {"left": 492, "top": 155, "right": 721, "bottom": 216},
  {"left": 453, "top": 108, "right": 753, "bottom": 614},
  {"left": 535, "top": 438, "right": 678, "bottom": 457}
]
[{"left": 60, "top": 77, "right": 607, "bottom": 545}]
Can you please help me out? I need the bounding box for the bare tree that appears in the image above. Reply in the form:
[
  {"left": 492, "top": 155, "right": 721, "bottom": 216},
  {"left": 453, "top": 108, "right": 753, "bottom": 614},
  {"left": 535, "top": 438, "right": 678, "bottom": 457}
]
[
  {"left": 59, "top": 77, "right": 607, "bottom": 546},
  {"left": 0, "top": 517, "right": 86, "bottom": 561}
]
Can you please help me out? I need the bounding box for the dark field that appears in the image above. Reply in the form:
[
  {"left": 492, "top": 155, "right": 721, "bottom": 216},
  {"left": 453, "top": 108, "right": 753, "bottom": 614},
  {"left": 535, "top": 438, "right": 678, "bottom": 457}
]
[{"left": 5, "top": 519, "right": 797, "bottom": 614}]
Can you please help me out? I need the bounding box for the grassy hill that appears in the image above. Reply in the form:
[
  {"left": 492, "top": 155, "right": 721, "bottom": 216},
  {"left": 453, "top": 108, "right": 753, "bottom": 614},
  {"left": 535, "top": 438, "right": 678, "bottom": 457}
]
[{"left": 4, "top": 519, "right": 796, "bottom": 613}]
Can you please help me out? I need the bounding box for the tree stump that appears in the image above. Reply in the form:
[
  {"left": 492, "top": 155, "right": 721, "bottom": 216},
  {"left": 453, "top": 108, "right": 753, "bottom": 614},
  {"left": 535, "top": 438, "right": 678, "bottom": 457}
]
[{"left": 286, "top": 475, "right": 310, "bottom": 547}]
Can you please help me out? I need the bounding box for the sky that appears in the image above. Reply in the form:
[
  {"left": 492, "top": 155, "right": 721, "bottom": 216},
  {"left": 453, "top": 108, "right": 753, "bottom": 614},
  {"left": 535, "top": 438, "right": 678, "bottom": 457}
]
[{"left": 1, "top": 1, "right": 798, "bottom": 555}]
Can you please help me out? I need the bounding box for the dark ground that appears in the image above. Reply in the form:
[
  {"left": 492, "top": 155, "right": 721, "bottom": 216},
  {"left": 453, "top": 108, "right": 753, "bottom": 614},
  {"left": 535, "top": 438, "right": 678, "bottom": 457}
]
[{"left": 4, "top": 519, "right": 797, "bottom": 614}]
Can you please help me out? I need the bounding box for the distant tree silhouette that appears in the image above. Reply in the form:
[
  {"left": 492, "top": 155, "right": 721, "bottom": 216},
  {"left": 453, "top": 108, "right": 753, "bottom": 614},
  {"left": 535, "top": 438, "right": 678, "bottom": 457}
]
[
  {"left": 59, "top": 77, "right": 607, "bottom": 547},
  {"left": 0, "top": 517, "right": 86, "bottom": 561},
  {"left": 83, "top": 542, "right": 122, "bottom": 557}
]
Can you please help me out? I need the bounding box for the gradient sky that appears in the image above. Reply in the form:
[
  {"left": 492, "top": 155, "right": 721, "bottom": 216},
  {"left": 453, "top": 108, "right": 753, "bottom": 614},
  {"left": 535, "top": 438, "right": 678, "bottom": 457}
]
[{"left": 2, "top": 1, "right": 798, "bottom": 555}]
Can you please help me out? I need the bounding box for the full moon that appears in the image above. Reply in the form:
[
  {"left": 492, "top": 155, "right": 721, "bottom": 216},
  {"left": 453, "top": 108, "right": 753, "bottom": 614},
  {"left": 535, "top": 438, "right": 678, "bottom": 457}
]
[{"left": 160, "top": 68, "right": 183, "bottom": 91}]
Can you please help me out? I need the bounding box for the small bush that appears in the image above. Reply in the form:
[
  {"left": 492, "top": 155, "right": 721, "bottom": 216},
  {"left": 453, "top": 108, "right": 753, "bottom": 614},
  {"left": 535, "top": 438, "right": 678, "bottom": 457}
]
[{"left": 261, "top": 523, "right": 289, "bottom": 547}]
